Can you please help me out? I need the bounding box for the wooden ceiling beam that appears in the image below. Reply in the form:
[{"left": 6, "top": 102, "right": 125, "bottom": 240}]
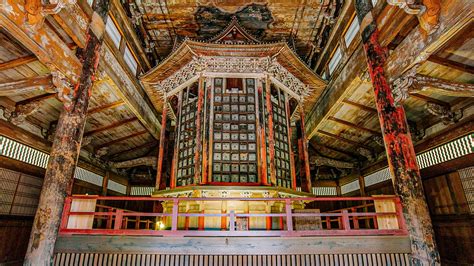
[
  {"left": 84, "top": 117, "right": 139, "bottom": 136},
  {"left": 0, "top": 75, "right": 53, "bottom": 96},
  {"left": 16, "top": 93, "right": 56, "bottom": 106},
  {"left": 87, "top": 100, "right": 125, "bottom": 115},
  {"left": 341, "top": 99, "right": 378, "bottom": 113},
  {"left": 317, "top": 130, "right": 368, "bottom": 148},
  {"left": 108, "top": 140, "right": 158, "bottom": 159},
  {"left": 94, "top": 130, "right": 149, "bottom": 150},
  {"left": 410, "top": 93, "right": 450, "bottom": 107},
  {"left": 0, "top": 1, "right": 81, "bottom": 82},
  {"left": 0, "top": 55, "right": 37, "bottom": 71},
  {"left": 328, "top": 116, "right": 380, "bottom": 135},
  {"left": 428, "top": 55, "right": 474, "bottom": 75},
  {"left": 309, "top": 140, "right": 359, "bottom": 161}
]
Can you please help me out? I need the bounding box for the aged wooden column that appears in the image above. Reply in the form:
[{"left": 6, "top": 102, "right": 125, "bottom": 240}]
[
  {"left": 264, "top": 76, "right": 277, "bottom": 185},
  {"left": 155, "top": 104, "right": 167, "bottom": 190},
  {"left": 24, "top": 0, "right": 111, "bottom": 264},
  {"left": 193, "top": 76, "right": 205, "bottom": 184},
  {"left": 354, "top": 0, "right": 440, "bottom": 264},
  {"left": 298, "top": 106, "right": 312, "bottom": 193}
]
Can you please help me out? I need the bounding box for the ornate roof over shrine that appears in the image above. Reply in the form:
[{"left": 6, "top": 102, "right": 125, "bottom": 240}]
[{"left": 141, "top": 18, "right": 326, "bottom": 116}]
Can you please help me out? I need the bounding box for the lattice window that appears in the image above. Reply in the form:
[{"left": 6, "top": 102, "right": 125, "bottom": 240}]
[
  {"left": 0, "top": 136, "right": 49, "bottom": 168},
  {"left": 0, "top": 168, "right": 42, "bottom": 216},
  {"left": 107, "top": 180, "right": 127, "bottom": 194},
  {"left": 341, "top": 180, "right": 360, "bottom": 195},
  {"left": 364, "top": 167, "right": 391, "bottom": 187},
  {"left": 417, "top": 134, "right": 473, "bottom": 169},
  {"left": 459, "top": 166, "right": 474, "bottom": 214},
  {"left": 312, "top": 186, "right": 337, "bottom": 196},
  {"left": 74, "top": 167, "right": 103, "bottom": 187},
  {"left": 130, "top": 186, "right": 155, "bottom": 196}
]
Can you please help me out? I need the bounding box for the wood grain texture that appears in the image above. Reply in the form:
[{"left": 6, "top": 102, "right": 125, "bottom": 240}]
[{"left": 54, "top": 235, "right": 411, "bottom": 255}]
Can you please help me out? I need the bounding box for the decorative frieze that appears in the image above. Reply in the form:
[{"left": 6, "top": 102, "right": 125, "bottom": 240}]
[{"left": 157, "top": 56, "right": 310, "bottom": 101}]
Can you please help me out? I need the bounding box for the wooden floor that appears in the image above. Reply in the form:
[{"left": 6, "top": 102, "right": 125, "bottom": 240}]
[{"left": 54, "top": 235, "right": 412, "bottom": 265}]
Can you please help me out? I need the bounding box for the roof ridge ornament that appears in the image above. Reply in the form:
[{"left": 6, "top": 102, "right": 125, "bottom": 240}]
[{"left": 207, "top": 16, "right": 261, "bottom": 44}]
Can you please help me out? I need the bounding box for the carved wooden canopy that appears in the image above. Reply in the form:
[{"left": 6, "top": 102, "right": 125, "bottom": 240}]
[{"left": 141, "top": 19, "right": 326, "bottom": 116}]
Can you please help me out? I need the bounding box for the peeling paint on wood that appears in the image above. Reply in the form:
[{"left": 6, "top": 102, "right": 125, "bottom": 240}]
[
  {"left": 355, "top": 0, "right": 440, "bottom": 265},
  {"left": 23, "top": 0, "right": 112, "bottom": 264}
]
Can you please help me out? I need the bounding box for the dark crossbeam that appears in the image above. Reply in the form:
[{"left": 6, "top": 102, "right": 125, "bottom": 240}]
[
  {"left": 87, "top": 100, "right": 125, "bottom": 115},
  {"left": 355, "top": 0, "right": 440, "bottom": 264},
  {"left": 84, "top": 117, "right": 138, "bottom": 136},
  {"left": 328, "top": 116, "right": 380, "bottom": 135},
  {"left": 0, "top": 55, "right": 37, "bottom": 71},
  {"left": 0, "top": 74, "right": 53, "bottom": 96},
  {"left": 24, "top": 0, "right": 112, "bottom": 264},
  {"left": 341, "top": 99, "right": 377, "bottom": 113},
  {"left": 317, "top": 129, "right": 368, "bottom": 148},
  {"left": 428, "top": 55, "right": 474, "bottom": 75},
  {"left": 94, "top": 130, "right": 148, "bottom": 150},
  {"left": 108, "top": 140, "right": 157, "bottom": 159}
]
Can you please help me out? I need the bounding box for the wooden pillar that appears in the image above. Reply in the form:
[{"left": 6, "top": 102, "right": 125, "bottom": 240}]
[
  {"left": 354, "top": 1, "right": 440, "bottom": 264},
  {"left": 284, "top": 94, "right": 297, "bottom": 189},
  {"left": 170, "top": 91, "right": 183, "bottom": 189},
  {"left": 257, "top": 78, "right": 268, "bottom": 185},
  {"left": 24, "top": 0, "right": 111, "bottom": 264},
  {"left": 155, "top": 104, "right": 167, "bottom": 190},
  {"left": 298, "top": 106, "right": 312, "bottom": 193},
  {"left": 264, "top": 76, "right": 277, "bottom": 185},
  {"left": 102, "top": 170, "right": 109, "bottom": 196},
  {"left": 193, "top": 76, "right": 205, "bottom": 184}
]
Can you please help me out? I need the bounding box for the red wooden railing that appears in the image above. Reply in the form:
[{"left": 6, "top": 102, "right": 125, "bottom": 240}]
[{"left": 59, "top": 196, "right": 408, "bottom": 237}]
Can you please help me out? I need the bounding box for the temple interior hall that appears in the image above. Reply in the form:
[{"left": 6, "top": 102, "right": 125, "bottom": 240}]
[{"left": 0, "top": 0, "right": 473, "bottom": 265}]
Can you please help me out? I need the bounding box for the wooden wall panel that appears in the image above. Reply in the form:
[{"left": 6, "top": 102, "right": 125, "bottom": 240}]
[
  {"left": 0, "top": 217, "right": 33, "bottom": 264},
  {"left": 54, "top": 253, "right": 412, "bottom": 266}
]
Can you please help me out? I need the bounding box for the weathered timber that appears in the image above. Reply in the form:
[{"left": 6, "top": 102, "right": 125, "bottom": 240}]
[
  {"left": 328, "top": 116, "right": 380, "bottom": 135},
  {"left": 0, "top": 75, "right": 53, "bottom": 96},
  {"left": 386, "top": 0, "right": 472, "bottom": 80},
  {"left": 24, "top": 0, "right": 112, "bottom": 264},
  {"left": 265, "top": 76, "right": 277, "bottom": 186},
  {"left": 84, "top": 117, "right": 139, "bottom": 136},
  {"left": 306, "top": 46, "right": 368, "bottom": 139},
  {"left": 108, "top": 141, "right": 157, "bottom": 159},
  {"left": 193, "top": 77, "right": 204, "bottom": 185},
  {"left": 342, "top": 99, "right": 377, "bottom": 113},
  {"left": 113, "top": 156, "right": 157, "bottom": 169},
  {"left": 0, "top": 55, "right": 37, "bottom": 71},
  {"left": 87, "top": 100, "right": 125, "bottom": 115},
  {"left": 94, "top": 130, "right": 148, "bottom": 150},
  {"left": 0, "top": 0, "right": 81, "bottom": 82},
  {"left": 155, "top": 104, "right": 167, "bottom": 189},
  {"left": 310, "top": 155, "right": 355, "bottom": 169},
  {"left": 355, "top": 0, "right": 440, "bottom": 264},
  {"left": 298, "top": 107, "right": 312, "bottom": 193},
  {"left": 393, "top": 67, "right": 474, "bottom": 105},
  {"left": 55, "top": 235, "right": 411, "bottom": 255},
  {"left": 428, "top": 55, "right": 474, "bottom": 75}
]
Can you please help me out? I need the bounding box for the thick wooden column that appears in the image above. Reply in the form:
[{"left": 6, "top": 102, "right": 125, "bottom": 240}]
[
  {"left": 256, "top": 78, "right": 268, "bottom": 185},
  {"left": 193, "top": 76, "right": 205, "bottom": 184},
  {"left": 354, "top": 1, "right": 440, "bottom": 264},
  {"left": 24, "top": 0, "right": 111, "bottom": 264},
  {"left": 298, "top": 106, "right": 312, "bottom": 193},
  {"left": 264, "top": 76, "right": 277, "bottom": 185},
  {"left": 155, "top": 104, "right": 167, "bottom": 190}
]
